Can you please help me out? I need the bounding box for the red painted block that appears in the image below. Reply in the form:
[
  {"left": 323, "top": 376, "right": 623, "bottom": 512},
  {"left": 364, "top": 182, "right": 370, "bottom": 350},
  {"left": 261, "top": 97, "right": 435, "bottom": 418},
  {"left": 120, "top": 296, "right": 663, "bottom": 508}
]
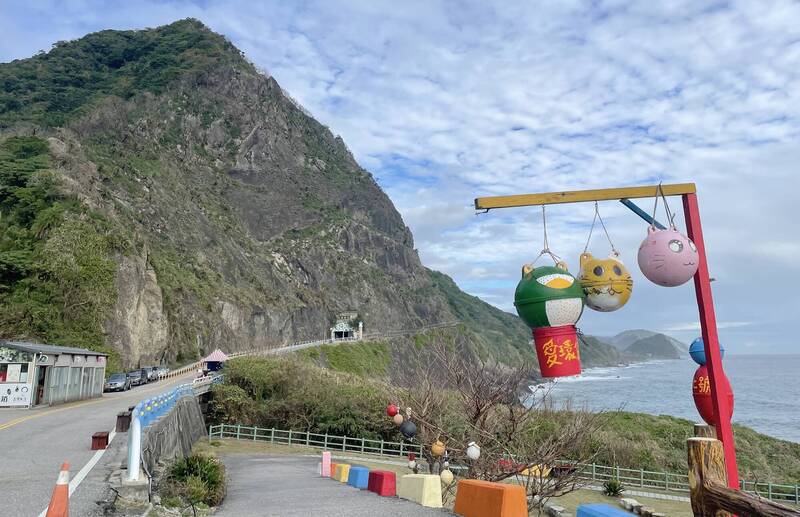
[
  {"left": 91, "top": 431, "right": 109, "bottom": 450},
  {"left": 367, "top": 470, "right": 397, "bottom": 497}
]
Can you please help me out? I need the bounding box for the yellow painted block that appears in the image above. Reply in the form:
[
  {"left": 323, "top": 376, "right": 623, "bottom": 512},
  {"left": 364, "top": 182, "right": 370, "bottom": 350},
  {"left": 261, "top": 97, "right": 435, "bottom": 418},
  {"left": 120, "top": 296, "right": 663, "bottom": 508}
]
[
  {"left": 334, "top": 463, "right": 351, "bottom": 482},
  {"left": 398, "top": 474, "right": 442, "bottom": 508}
]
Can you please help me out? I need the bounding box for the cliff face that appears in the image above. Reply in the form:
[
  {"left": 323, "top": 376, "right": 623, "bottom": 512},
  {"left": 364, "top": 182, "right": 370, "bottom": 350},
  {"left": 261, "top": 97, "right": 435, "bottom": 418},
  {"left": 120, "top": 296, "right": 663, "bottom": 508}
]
[{"left": 0, "top": 19, "right": 615, "bottom": 370}]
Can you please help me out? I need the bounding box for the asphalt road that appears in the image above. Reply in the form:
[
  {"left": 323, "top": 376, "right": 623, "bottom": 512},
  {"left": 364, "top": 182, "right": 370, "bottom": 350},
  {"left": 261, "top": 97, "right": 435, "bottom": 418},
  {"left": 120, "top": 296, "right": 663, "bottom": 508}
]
[
  {"left": 0, "top": 374, "right": 193, "bottom": 517},
  {"left": 217, "top": 454, "right": 451, "bottom": 517}
]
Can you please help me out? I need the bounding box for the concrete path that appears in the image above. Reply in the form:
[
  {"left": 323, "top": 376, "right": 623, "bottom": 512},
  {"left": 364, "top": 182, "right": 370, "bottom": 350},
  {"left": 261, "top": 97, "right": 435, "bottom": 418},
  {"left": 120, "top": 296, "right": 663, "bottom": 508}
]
[
  {"left": 217, "top": 454, "right": 451, "bottom": 517},
  {"left": 0, "top": 373, "right": 193, "bottom": 517}
]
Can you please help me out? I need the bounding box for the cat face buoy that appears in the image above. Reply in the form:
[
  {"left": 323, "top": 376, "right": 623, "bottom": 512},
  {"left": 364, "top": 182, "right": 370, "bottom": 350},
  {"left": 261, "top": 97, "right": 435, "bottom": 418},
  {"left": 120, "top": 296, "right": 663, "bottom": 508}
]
[
  {"left": 514, "top": 262, "right": 585, "bottom": 329},
  {"left": 579, "top": 252, "right": 633, "bottom": 312},
  {"left": 637, "top": 227, "right": 699, "bottom": 287}
]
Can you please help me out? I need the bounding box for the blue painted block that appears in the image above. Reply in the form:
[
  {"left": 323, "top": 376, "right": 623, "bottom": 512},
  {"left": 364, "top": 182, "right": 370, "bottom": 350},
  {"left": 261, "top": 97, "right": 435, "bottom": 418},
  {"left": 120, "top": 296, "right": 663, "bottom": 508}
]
[
  {"left": 347, "top": 466, "right": 370, "bottom": 489},
  {"left": 577, "top": 504, "right": 635, "bottom": 517}
]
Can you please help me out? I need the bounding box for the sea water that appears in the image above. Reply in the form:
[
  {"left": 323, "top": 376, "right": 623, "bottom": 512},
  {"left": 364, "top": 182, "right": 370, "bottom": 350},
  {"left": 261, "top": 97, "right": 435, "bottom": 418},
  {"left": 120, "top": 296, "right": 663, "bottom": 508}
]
[{"left": 541, "top": 355, "right": 800, "bottom": 443}]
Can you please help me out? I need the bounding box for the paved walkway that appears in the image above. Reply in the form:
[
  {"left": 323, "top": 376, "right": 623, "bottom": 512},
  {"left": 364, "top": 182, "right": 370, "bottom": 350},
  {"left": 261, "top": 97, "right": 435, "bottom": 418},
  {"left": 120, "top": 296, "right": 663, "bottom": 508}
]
[{"left": 216, "top": 454, "right": 451, "bottom": 517}]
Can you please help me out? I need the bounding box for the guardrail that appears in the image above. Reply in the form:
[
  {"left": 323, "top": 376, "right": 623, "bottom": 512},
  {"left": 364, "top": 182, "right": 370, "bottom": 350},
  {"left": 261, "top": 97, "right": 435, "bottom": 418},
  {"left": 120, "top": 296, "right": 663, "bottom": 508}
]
[
  {"left": 126, "top": 374, "right": 222, "bottom": 481},
  {"left": 208, "top": 424, "right": 800, "bottom": 504}
]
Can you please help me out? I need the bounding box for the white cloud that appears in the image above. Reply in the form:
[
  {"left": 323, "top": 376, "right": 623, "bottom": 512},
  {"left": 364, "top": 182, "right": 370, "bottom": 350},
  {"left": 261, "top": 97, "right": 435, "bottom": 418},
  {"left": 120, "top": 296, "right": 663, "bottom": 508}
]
[
  {"left": 3, "top": 0, "right": 800, "bottom": 353},
  {"left": 660, "top": 321, "right": 754, "bottom": 332}
]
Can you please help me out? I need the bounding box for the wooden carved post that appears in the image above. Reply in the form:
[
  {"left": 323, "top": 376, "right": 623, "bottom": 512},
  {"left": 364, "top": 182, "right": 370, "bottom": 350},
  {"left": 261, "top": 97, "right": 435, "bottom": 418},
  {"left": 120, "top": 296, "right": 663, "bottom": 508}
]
[
  {"left": 688, "top": 437, "right": 731, "bottom": 517},
  {"left": 694, "top": 424, "right": 716, "bottom": 438},
  {"left": 688, "top": 437, "right": 800, "bottom": 517}
]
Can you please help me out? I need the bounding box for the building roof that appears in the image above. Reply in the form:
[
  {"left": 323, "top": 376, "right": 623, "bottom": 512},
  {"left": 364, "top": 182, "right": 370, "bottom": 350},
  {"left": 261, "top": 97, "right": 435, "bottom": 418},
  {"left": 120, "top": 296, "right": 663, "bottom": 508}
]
[
  {"left": 202, "top": 349, "right": 228, "bottom": 363},
  {"left": 0, "top": 340, "right": 108, "bottom": 356}
]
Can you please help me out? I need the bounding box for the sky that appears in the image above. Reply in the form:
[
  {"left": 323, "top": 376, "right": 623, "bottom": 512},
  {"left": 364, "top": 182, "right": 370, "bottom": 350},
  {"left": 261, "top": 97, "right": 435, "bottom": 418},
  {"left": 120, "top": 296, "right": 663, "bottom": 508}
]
[{"left": 2, "top": 1, "right": 799, "bottom": 354}]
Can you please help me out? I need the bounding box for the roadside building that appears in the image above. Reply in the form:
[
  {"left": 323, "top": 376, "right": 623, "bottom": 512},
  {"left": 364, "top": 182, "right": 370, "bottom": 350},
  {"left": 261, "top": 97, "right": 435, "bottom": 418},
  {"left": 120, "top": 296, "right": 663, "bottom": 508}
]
[
  {"left": 0, "top": 341, "right": 107, "bottom": 408},
  {"left": 201, "top": 349, "right": 228, "bottom": 373},
  {"left": 329, "top": 311, "right": 364, "bottom": 340}
]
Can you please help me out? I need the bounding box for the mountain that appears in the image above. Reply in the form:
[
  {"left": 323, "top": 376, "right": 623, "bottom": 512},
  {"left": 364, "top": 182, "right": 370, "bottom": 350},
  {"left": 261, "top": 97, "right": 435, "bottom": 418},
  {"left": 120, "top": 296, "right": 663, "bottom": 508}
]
[
  {"left": 604, "top": 329, "right": 687, "bottom": 360},
  {"left": 0, "top": 19, "right": 623, "bottom": 372}
]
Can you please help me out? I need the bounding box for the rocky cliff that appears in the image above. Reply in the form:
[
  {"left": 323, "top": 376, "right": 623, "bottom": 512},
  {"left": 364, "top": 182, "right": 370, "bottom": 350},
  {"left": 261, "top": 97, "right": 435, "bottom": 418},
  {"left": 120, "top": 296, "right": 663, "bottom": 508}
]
[{"left": 0, "top": 19, "right": 617, "bottom": 370}]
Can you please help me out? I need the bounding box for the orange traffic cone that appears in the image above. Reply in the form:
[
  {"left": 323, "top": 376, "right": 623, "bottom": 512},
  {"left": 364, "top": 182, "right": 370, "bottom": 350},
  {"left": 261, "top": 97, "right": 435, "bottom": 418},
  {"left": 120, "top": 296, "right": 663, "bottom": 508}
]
[{"left": 45, "top": 461, "right": 69, "bottom": 517}]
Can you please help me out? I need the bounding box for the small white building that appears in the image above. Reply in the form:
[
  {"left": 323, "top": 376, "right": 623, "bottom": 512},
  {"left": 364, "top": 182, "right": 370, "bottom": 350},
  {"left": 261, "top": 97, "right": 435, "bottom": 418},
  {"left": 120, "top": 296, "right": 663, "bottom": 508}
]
[
  {"left": 329, "top": 312, "right": 363, "bottom": 341},
  {"left": 0, "top": 341, "right": 107, "bottom": 408}
]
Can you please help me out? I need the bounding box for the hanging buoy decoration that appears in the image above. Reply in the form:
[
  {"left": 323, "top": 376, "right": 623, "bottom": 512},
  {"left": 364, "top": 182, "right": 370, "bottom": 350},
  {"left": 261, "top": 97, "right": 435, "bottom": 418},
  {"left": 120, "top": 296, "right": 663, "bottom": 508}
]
[
  {"left": 515, "top": 263, "right": 585, "bottom": 378},
  {"left": 386, "top": 404, "right": 399, "bottom": 417},
  {"left": 440, "top": 468, "right": 454, "bottom": 485},
  {"left": 638, "top": 185, "right": 699, "bottom": 287},
  {"left": 465, "top": 441, "right": 481, "bottom": 461},
  {"left": 689, "top": 337, "right": 725, "bottom": 366},
  {"left": 579, "top": 202, "right": 632, "bottom": 312},
  {"left": 392, "top": 413, "right": 404, "bottom": 426},
  {"left": 579, "top": 252, "right": 633, "bottom": 312},
  {"left": 431, "top": 440, "right": 445, "bottom": 457},
  {"left": 515, "top": 263, "right": 585, "bottom": 329},
  {"left": 400, "top": 420, "right": 417, "bottom": 439},
  {"left": 692, "top": 364, "right": 734, "bottom": 426}
]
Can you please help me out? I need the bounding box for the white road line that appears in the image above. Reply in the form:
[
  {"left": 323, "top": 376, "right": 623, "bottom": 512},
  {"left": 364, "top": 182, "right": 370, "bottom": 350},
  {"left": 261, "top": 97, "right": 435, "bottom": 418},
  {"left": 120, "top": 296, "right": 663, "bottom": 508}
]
[{"left": 37, "top": 426, "right": 117, "bottom": 517}]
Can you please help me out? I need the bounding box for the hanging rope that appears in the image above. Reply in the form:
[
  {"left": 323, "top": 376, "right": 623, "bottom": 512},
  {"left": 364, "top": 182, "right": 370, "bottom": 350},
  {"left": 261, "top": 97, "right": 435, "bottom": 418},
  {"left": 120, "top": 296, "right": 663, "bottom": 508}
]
[
  {"left": 583, "top": 202, "right": 619, "bottom": 255},
  {"left": 534, "top": 206, "right": 562, "bottom": 265},
  {"left": 650, "top": 182, "right": 676, "bottom": 229}
]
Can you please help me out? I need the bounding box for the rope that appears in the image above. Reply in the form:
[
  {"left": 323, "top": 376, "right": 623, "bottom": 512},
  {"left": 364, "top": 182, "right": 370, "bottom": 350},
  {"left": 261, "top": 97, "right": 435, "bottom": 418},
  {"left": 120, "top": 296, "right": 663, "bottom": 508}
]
[
  {"left": 534, "top": 206, "right": 562, "bottom": 265},
  {"left": 651, "top": 182, "right": 676, "bottom": 229},
  {"left": 583, "top": 202, "right": 619, "bottom": 255}
]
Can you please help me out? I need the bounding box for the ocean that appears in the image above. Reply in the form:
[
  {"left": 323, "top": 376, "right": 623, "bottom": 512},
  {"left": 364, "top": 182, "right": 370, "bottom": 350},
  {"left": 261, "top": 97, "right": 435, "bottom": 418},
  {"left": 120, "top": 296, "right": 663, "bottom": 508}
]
[{"left": 542, "top": 355, "right": 800, "bottom": 443}]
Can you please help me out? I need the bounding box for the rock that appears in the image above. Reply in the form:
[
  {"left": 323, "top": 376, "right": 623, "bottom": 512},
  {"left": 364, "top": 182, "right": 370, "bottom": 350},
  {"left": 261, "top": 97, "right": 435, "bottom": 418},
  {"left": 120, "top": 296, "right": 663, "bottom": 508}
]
[
  {"left": 638, "top": 507, "right": 655, "bottom": 517},
  {"left": 547, "top": 505, "right": 566, "bottom": 517},
  {"left": 620, "top": 498, "right": 639, "bottom": 511}
]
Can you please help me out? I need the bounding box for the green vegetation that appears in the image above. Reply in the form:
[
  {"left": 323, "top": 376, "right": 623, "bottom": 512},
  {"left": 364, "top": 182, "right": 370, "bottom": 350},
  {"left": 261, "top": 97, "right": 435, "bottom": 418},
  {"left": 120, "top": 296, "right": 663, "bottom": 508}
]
[
  {"left": 299, "top": 340, "right": 391, "bottom": 377},
  {"left": 0, "top": 136, "right": 120, "bottom": 370},
  {"left": 603, "top": 478, "right": 625, "bottom": 496},
  {"left": 161, "top": 454, "right": 226, "bottom": 509},
  {"left": 212, "top": 356, "right": 800, "bottom": 483},
  {"left": 0, "top": 19, "right": 249, "bottom": 128}
]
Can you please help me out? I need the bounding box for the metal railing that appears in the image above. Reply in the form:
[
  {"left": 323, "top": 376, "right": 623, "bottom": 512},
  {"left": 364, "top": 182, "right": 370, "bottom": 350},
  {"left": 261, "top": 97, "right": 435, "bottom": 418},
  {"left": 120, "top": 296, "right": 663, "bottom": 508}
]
[{"left": 208, "top": 424, "right": 800, "bottom": 504}]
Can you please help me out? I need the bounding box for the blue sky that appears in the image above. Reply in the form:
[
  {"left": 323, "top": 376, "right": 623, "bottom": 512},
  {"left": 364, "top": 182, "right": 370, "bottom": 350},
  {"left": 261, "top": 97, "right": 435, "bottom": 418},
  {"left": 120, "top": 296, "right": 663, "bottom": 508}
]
[{"left": 2, "top": 1, "right": 799, "bottom": 354}]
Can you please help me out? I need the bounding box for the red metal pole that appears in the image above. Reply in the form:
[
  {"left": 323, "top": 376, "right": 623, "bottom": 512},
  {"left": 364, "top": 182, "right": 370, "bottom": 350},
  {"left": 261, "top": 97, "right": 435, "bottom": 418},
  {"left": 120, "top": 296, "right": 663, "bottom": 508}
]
[{"left": 682, "top": 192, "right": 739, "bottom": 489}]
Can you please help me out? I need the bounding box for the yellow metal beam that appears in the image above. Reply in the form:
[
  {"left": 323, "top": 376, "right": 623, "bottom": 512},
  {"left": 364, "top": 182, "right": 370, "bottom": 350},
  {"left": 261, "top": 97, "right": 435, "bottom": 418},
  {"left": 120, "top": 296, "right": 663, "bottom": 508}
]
[{"left": 474, "top": 183, "right": 696, "bottom": 210}]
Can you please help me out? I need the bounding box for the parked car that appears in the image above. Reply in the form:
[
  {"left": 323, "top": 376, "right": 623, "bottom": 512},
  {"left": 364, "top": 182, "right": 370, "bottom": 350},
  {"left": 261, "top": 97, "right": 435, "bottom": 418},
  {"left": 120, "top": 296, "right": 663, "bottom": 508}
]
[
  {"left": 157, "top": 366, "right": 170, "bottom": 378},
  {"left": 104, "top": 373, "right": 131, "bottom": 392},
  {"left": 127, "top": 370, "right": 145, "bottom": 386},
  {"left": 143, "top": 366, "right": 159, "bottom": 382}
]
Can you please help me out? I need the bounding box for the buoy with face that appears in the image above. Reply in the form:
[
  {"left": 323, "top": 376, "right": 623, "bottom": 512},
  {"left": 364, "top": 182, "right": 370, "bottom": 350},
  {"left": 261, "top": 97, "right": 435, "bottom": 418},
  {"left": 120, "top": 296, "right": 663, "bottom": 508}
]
[
  {"left": 579, "top": 252, "right": 633, "bottom": 312},
  {"left": 638, "top": 226, "right": 699, "bottom": 287},
  {"left": 514, "top": 262, "right": 585, "bottom": 329}
]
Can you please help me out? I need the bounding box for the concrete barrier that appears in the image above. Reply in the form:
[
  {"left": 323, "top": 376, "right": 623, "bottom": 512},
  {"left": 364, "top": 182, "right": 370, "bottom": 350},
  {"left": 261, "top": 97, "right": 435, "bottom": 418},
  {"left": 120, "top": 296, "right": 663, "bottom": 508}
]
[
  {"left": 334, "top": 463, "right": 351, "bottom": 482},
  {"left": 578, "top": 504, "right": 636, "bottom": 517},
  {"left": 368, "top": 470, "right": 397, "bottom": 497},
  {"left": 398, "top": 474, "right": 442, "bottom": 508},
  {"left": 453, "top": 479, "right": 527, "bottom": 517},
  {"left": 321, "top": 451, "right": 331, "bottom": 477},
  {"left": 347, "top": 466, "right": 370, "bottom": 489}
]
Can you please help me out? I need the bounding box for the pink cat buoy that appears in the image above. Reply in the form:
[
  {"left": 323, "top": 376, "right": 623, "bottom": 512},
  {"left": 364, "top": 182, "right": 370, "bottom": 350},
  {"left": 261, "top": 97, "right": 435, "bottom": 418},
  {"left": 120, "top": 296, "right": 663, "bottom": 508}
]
[{"left": 638, "top": 226, "right": 699, "bottom": 287}]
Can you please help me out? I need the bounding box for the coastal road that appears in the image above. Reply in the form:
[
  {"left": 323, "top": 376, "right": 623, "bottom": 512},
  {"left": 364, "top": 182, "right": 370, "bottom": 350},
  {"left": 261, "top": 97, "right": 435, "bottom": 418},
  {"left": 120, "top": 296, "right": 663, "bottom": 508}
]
[
  {"left": 0, "top": 373, "right": 194, "bottom": 517},
  {"left": 217, "top": 454, "right": 450, "bottom": 517}
]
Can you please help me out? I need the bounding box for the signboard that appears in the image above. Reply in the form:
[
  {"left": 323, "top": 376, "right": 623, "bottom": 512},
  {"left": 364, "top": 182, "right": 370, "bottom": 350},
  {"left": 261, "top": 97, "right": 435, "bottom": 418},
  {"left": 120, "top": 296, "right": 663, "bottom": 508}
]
[
  {"left": 6, "top": 364, "right": 21, "bottom": 383},
  {"left": 0, "top": 383, "right": 31, "bottom": 407}
]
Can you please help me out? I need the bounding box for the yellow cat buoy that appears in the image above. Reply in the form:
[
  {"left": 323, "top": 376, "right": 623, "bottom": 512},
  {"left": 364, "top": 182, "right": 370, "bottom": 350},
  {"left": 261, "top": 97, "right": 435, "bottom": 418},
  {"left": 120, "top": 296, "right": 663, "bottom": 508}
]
[{"left": 579, "top": 252, "right": 633, "bottom": 312}]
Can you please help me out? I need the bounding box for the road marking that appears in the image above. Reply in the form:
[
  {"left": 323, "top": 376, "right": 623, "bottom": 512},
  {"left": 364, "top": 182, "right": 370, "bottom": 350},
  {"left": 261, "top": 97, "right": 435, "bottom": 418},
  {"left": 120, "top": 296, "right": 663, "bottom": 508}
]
[
  {"left": 36, "top": 426, "right": 117, "bottom": 517},
  {"left": 0, "top": 374, "right": 192, "bottom": 431}
]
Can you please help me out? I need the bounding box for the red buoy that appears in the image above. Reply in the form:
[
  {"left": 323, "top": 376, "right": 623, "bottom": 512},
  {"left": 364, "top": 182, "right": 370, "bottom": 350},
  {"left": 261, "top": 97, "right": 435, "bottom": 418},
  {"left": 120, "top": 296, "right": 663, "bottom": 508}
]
[
  {"left": 692, "top": 365, "right": 734, "bottom": 426},
  {"left": 386, "top": 404, "right": 398, "bottom": 417},
  {"left": 532, "top": 325, "right": 581, "bottom": 378}
]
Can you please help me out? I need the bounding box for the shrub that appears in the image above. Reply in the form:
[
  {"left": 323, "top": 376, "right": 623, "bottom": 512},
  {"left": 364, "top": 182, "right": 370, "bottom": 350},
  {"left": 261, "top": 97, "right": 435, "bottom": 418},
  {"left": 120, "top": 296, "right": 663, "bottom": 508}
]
[
  {"left": 168, "top": 454, "right": 226, "bottom": 507},
  {"left": 603, "top": 478, "right": 625, "bottom": 497}
]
